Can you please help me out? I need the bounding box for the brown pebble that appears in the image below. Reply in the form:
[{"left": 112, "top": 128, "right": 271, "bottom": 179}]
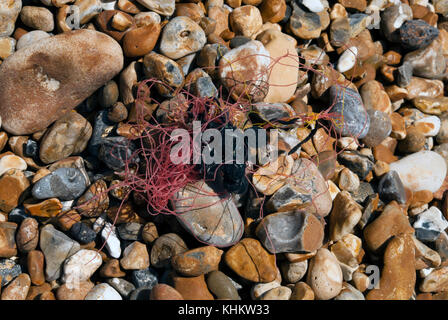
[
  {"left": 173, "top": 274, "right": 214, "bottom": 300},
  {"left": 225, "top": 238, "right": 277, "bottom": 283},
  {"left": 150, "top": 283, "right": 184, "bottom": 300},
  {"left": 28, "top": 250, "right": 45, "bottom": 286},
  {"left": 16, "top": 218, "right": 39, "bottom": 253},
  {"left": 100, "top": 259, "right": 126, "bottom": 278},
  {"left": 1, "top": 273, "right": 31, "bottom": 300}
]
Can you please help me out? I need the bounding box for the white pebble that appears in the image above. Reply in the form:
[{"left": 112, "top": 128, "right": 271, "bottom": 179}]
[
  {"left": 101, "top": 222, "right": 121, "bottom": 259},
  {"left": 85, "top": 283, "right": 122, "bottom": 300},
  {"left": 62, "top": 249, "right": 102, "bottom": 284},
  {"left": 301, "top": 0, "right": 326, "bottom": 12},
  {"left": 414, "top": 206, "right": 448, "bottom": 234},
  {"left": 415, "top": 116, "right": 441, "bottom": 137},
  {"left": 0, "top": 155, "right": 27, "bottom": 177},
  {"left": 337, "top": 47, "right": 358, "bottom": 73},
  {"left": 16, "top": 30, "right": 50, "bottom": 50},
  {"left": 389, "top": 150, "right": 447, "bottom": 192}
]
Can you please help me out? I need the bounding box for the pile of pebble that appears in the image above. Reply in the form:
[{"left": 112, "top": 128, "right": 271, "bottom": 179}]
[{"left": 1, "top": 0, "right": 448, "bottom": 300}]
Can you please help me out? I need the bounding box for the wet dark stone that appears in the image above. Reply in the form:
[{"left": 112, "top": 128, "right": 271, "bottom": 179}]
[
  {"left": 24, "top": 140, "right": 38, "bottom": 158},
  {"left": 378, "top": 170, "right": 406, "bottom": 204},
  {"left": 399, "top": 19, "right": 439, "bottom": 51},
  {"left": 415, "top": 228, "right": 441, "bottom": 242},
  {"left": 98, "top": 136, "right": 139, "bottom": 171},
  {"left": 338, "top": 151, "right": 374, "bottom": 180},
  {"left": 69, "top": 222, "right": 97, "bottom": 244},
  {"left": 280, "top": 4, "right": 292, "bottom": 24},
  {"left": 32, "top": 168, "right": 88, "bottom": 201},
  {"left": 131, "top": 267, "right": 158, "bottom": 289},
  {"left": 7, "top": 206, "right": 30, "bottom": 224},
  {"left": 88, "top": 110, "right": 115, "bottom": 156},
  {"left": 329, "top": 86, "right": 370, "bottom": 139},
  {"left": 129, "top": 286, "right": 152, "bottom": 300}
]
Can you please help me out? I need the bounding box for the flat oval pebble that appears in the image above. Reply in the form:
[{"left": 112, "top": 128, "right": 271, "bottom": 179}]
[
  {"left": 62, "top": 249, "right": 102, "bottom": 283},
  {"left": 206, "top": 270, "right": 241, "bottom": 300},
  {"left": 174, "top": 181, "right": 243, "bottom": 247},
  {"left": 219, "top": 40, "right": 271, "bottom": 102},
  {"left": 0, "top": 30, "right": 123, "bottom": 135},
  {"left": 306, "top": 248, "right": 343, "bottom": 300},
  {"left": 225, "top": 238, "right": 277, "bottom": 283},
  {"left": 389, "top": 150, "right": 447, "bottom": 192},
  {"left": 329, "top": 86, "right": 370, "bottom": 139},
  {"left": 32, "top": 168, "right": 88, "bottom": 201},
  {"left": 256, "top": 211, "right": 324, "bottom": 253},
  {"left": 160, "top": 16, "right": 206, "bottom": 60},
  {"left": 171, "top": 246, "right": 223, "bottom": 277}
]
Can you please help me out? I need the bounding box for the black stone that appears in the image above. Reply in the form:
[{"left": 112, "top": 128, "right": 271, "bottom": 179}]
[
  {"left": 378, "top": 170, "right": 406, "bottom": 204},
  {"left": 98, "top": 136, "right": 139, "bottom": 171},
  {"left": 23, "top": 140, "right": 38, "bottom": 158},
  {"left": 88, "top": 110, "right": 115, "bottom": 156},
  {"left": 7, "top": 207, "right": 30, "bottom": 224},
  {"left": 69, "top": 222, "right": 97, "bottom": 244},
  {"left": 131, "top": 267, "right": 158, "bottom": 289},
  {"left": 129, "top": 286, "right": 152, "bottom": 300},
  {"left": 415, "top": 228, "right": 441, "bottom": 242},
  {"left": 399, "top": 19, "right": 439, "bottom": 51}
]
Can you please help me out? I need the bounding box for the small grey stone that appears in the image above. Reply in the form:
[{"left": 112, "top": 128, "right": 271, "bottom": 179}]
[
  {"left": 206, "top": 270, "right": 241, "bottom": 300},
  {"left": 350, "top": 181, "right": 375, "bottom": 204},
  {"left": 107, "top": 277, "right": 136, "bottom": 299},
  {"left": 0, "top": 258, "right": 22, "bottom": 287},
  {"left": 117, "top": 223, "right": 143, "bottom": 241},
  {"left": 131, "top": 267, "right": 158, "bottom": 289},
  {"left": 193, "top": 76, "right": 218, "bottom": 98},
  {"left": 32, "top": 168, "right": 88, "bottom": 201},
  {"left": 362, "top": 109, "right": 392, "bottom": 147}
]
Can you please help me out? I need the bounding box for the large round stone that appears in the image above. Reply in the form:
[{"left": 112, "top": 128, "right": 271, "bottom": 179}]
[{"left": 0, "top": 29, "right": 123, "bottom": 135}]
